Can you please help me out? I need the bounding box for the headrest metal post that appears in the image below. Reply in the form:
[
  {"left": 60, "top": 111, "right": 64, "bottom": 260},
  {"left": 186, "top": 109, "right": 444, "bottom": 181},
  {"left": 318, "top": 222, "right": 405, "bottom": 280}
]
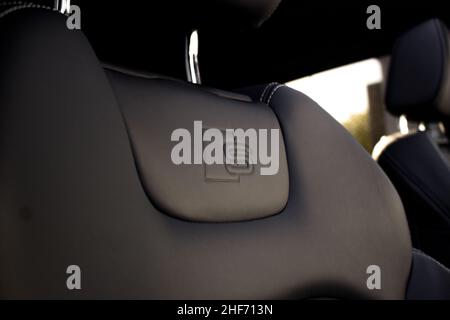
[
  {"left": 54, "top": 0, "right": 71, "bottom": 14},
  {"left": 186, "top": 30, "right": 201, "bottom": 85}
]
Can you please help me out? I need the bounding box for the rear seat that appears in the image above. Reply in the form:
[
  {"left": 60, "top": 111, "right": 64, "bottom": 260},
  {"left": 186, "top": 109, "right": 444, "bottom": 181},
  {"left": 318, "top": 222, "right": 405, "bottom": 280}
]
[{"left": 374, "top": 19, "right": 450, "bottom": 268}]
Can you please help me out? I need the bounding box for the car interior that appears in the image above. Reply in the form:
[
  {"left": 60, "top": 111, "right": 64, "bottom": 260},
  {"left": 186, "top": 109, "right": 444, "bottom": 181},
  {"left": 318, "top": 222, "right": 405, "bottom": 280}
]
[{"left": 0, "top": 0, "right": 449, "bottom": 300}]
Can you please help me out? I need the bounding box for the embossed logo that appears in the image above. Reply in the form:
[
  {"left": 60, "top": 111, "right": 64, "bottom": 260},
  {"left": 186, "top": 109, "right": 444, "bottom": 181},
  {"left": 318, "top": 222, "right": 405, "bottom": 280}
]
[
  {"left": 171, "top": 121, "right": 280, "bottom": 177},
  {"left": 203, "top": 133, "right": 254, "bottom": 182}
]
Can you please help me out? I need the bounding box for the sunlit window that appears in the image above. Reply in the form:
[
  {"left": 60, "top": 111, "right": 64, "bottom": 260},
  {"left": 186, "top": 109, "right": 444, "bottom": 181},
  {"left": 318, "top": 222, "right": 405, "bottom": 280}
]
[
  {"left": 287, "top": 58, "right": 383, "bottom": 123},
  {"left": 286, "top": 58, "right": 384, "bottom": 152}
]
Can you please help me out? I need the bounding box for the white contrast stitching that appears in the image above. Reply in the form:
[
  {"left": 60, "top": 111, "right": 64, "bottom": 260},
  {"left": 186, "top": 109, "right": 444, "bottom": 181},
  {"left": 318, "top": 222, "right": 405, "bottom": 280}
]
[
  {"left": 0, "top": 1, "right": 25, "bottom": 6},
  {"left": 266, "top": 84, "right": 284, "bottom": 105},
  {"left": 0, "top": 4, "right": 55, "bottom": 19},
  {"left": 0, "top": 1, "right": 71, "bottom": 19},
  {"left": 259, "top": 82, "right": 277, "bottom": 103}
]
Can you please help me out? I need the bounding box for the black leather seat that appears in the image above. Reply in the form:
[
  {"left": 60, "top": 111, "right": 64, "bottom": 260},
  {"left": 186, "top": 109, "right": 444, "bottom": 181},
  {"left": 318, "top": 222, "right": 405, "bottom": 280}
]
[
  {"left": 0, "top": 3, "right": 449, "bottom": 299},
  {"left": 374, "top": 19, "right": 450, "bottom": 268}
]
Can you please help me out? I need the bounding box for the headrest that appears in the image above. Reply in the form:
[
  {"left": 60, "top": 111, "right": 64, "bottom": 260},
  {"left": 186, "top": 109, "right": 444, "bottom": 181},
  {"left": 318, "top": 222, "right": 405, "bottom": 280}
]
[
  {"left": 386, "top": 19, "right": 450, "bottom": 122},
  {"left": 82, "top": 1, "right": 281, "bottom": 31},
  {"left": 192, "top": 0, "right": 282, "bottom": 28}
]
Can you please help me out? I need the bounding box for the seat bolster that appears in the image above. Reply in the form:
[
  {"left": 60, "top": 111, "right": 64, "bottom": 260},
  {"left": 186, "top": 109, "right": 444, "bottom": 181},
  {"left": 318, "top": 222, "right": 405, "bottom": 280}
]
[
  {"left": 407, "top": 249, "right": 450, "bottom": 299},
  {"left": 241, "top": 84, "right": 413, "bottom": 299},
  {"left": 377, "top": 133, "right": 450, "bottom": 223}
]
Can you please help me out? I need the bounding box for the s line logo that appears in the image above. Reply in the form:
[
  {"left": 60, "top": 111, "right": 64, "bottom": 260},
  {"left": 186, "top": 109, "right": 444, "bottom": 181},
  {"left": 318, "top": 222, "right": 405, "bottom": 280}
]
[{"left": 171, "top": 121, "right": 280, "bottom": 176}]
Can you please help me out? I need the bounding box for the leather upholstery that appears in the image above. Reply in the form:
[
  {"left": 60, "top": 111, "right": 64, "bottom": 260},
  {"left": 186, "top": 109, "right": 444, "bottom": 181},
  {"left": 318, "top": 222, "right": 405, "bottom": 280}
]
[
  {"left": 189, "top": 0, "right": 283, "bottom": 28},
  {"left": 376, "top": 133, "right": 450, "bottom": 225},
  {"left": 106, "top": 67, "right": 289, "bottom": 223},
  {"left": 0, "top": 8, "right": 414, "bottom": 299},
  {"left": 407, "top": 249, "right": 450, "bottom": 299},
  {"left": 375, "top": 132, "right": 450, "bottom": 267},
  {"left": 377, "top": 19, "right": 450, "bottom": 268},
  {"left": 386, "top": 19, "right": 450, "bottom": 122}
]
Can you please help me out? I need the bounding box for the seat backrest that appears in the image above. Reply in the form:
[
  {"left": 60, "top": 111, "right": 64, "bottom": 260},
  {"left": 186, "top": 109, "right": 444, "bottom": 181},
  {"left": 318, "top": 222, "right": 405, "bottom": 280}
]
[
  {"left": 376, "top": 19, "right": 450, "bottom": 267},
  {"left": 0, "top": 6, "right": 412, "bottom": 299}
]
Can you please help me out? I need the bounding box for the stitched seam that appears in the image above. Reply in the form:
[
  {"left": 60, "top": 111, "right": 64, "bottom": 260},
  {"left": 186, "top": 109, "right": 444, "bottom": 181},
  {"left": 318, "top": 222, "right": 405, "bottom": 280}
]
[
  {"left": 266, "top": 84, "right": 285, "bottom": 105},
  {"left": 0, "top": 0, "right": 52, "bottom": 10},
  {"left": 0, "top": 1, "right": 25, "bottom": 6},
  {"left": 259, "top": 82, "right": 277, "bottom": 103},
  {"left": 412, "top": 248, "right": 450, "bottom": 274},
  {"left": 0, "top": 1, "right": 73, "bottom": 19},
  {"left": 0, "top": 3, "right": 56, "bottom": 19}
]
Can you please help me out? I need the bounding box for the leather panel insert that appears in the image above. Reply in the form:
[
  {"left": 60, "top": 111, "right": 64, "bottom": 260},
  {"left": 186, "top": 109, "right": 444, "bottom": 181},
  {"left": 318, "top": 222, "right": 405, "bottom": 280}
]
[{"left": 111, "top": 75, "right": 289, "bottom": 222}]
